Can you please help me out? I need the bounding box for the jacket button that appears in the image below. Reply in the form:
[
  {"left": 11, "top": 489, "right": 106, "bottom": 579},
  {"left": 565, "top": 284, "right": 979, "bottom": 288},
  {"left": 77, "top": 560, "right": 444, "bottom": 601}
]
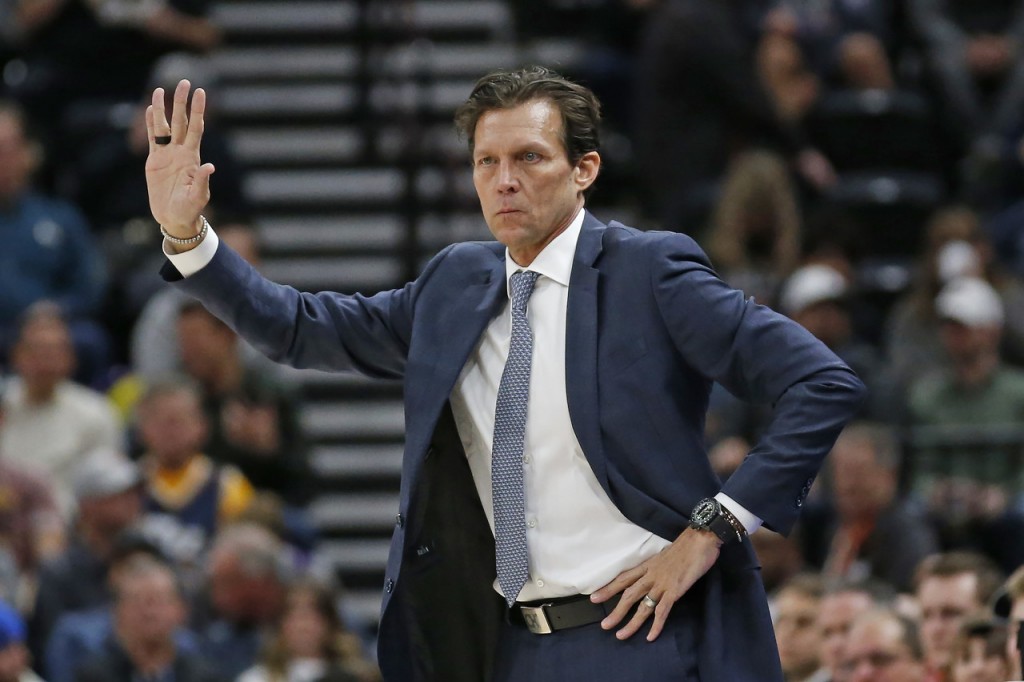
[
  {"left": 385, "top": 578, "right": 394, "bottom": 593},
  {"left": 395, "top": 513, "right": 404, "bottom": 528}
]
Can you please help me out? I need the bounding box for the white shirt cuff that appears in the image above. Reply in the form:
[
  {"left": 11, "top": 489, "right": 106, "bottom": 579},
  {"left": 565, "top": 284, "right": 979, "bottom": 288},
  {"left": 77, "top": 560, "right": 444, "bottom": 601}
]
[
  {"left": 163, "top": 226, "right": 220, "bottom": 277},
  {"left": 715, "top": 492, "right": 762, "bottom": 535}
]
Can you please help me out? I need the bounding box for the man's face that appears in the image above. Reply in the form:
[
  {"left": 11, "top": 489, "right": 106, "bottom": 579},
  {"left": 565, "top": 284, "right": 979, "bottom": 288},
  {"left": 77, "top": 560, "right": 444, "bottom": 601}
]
[
  {"left": 819, "top": 591, "right": 875, "bottom": 679},
  {"left": 774, "top": 589, "right": 823, "bottom": 680},
  {"left": 831, "top": 438, "right": 893, "bottom": 521},
  {"left": 471, "top": 99, "right": 598, "bottom": 265},
  {"left": 940, "top": 320, "right": 999, "bottom": 366},
  {"left": 177, "top": 309, "right": 236, "bottom": 385},
  {"left": 843, "top": 616, "right": 924, "bottom": 682},
  {"left": 918, "top": 573, "right": 981, "bottom": 669},
  {"left": 12, "top": 320, "right": 75, "bottom": 394},
  {"left": 115, "top": 571, "right": 185, "bottom": 645},
  {"left": 138, "top": 391, "right": 208, "bottom": 468}
]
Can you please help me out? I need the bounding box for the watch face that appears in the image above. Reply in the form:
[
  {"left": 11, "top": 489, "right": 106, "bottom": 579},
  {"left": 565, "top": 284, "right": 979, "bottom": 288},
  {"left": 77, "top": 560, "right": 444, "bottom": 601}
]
[{"left": 691, "top": 498, "right": 719, "bottom": 527}]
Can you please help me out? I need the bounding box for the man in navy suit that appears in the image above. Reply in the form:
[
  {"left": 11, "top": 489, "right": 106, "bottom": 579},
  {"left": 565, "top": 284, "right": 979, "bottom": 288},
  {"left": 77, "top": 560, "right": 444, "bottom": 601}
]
[{"left": 143, "top": 67, "right": 865, "bottom": 681}]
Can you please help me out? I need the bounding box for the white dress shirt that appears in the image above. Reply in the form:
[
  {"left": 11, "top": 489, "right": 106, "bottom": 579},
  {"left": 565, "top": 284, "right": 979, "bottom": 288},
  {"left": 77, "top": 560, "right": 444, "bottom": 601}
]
[{"left": 165, "top": 213, "right": 761, "bottom": 603}]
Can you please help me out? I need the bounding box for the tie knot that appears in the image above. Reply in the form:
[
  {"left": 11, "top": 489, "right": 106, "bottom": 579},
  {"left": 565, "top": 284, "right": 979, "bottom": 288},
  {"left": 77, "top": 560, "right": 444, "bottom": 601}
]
[{"left": 509, "top": 270, "right": 539, "bottom": 313}]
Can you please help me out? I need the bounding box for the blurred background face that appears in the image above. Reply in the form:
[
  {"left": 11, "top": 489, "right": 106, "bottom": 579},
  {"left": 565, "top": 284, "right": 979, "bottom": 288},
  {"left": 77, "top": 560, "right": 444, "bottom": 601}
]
[
  {"left": 280, "top": 588, "right": 329, "bottom": 659},
  {"left": 0, "top": 111, "right": 34, "bottom": 202},
  {"left": 918, "top": 573, "right": 980, "bottom": 669},
  {"left": 793, "top": 301, "right": 850, "bottom": 348},
  {"left": 116, "top": 569, "right": 185, "bottom": 645},
  {"left": 844, "top": 617, "right": 924, "bottom": 682},
  {"left": 12, "top": 319, "right": 75, "bottom": 394},
  {"left": 951, "top": 636, "right": 1009, "bottom": 682},
  {"left": 819, "top": 591, "right": 875, "bottom": 679},
  {"left": 0, "top": 644, "right": 27, "bottom": 682},
  {"left": 940, "top": 321, "right": 999, "bottom": 365},
  {"left": 775, "top": 588, "right": 823, "bottom": 680},
  {"left": 138, "top": 390, "right": 208, "bottom": 468},
  {"left": 831, "top": 438, "right": 893, "bottom": 521},
  {"left": 79, "top": 488, "right": 141, "bottom": 539},
  {"left": 177, "top": 309, "right": 236, "bottom": 386}
]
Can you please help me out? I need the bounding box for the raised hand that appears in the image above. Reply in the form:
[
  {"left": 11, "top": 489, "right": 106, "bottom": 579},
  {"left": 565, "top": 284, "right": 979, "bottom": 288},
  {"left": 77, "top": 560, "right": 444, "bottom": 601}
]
[{"left": 145, "top": 79, "right": 215, "bottom": 239}]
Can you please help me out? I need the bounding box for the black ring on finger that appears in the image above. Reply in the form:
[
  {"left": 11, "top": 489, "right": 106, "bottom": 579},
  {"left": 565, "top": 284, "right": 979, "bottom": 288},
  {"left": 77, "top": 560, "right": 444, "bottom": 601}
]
[{"left": 155, "top": 135, "right": 172, "bottom": 145}]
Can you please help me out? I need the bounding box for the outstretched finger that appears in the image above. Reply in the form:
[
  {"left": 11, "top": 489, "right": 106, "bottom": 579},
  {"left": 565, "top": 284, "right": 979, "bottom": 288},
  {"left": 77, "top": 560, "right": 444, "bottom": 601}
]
[
  {"left": 614, "top": 592, "right": 660, "bottom": 641},
  {"left": 151, "top": 88, "right": 171, "bottom": 140},
  {"left": 170, "top": 79, "right": 191, "bottom": 144},
  {"left": 185, "top": 87, "right": 207, "bottom": 152}
]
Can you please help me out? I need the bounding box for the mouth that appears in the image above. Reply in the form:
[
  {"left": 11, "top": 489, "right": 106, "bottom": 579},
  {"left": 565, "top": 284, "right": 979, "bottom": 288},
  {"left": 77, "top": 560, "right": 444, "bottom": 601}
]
[{"left": 497, "top": 207, "right": 520, "bottom": 215}]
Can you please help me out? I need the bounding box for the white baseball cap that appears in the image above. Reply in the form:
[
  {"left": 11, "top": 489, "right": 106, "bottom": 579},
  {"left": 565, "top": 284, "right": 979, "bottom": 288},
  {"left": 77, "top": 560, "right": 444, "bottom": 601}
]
[{"left": 935, "top": 277, "right": 1004, "bottom": 328}]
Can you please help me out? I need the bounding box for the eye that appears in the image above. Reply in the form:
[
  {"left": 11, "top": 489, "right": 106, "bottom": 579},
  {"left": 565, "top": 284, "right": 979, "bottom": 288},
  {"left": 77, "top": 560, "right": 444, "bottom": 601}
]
[
  {"left": 523, "top": 152, "right": 540, "bottom": 162},
  {"left": 476, "top": 156, "right": 494, "bottom": 167}
]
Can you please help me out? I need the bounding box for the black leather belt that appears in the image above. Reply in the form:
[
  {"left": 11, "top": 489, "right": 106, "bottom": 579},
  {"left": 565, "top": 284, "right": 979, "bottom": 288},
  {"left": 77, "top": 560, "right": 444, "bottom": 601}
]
[{"left": 510, "top": 593, "right": 623, "bottom": 635}]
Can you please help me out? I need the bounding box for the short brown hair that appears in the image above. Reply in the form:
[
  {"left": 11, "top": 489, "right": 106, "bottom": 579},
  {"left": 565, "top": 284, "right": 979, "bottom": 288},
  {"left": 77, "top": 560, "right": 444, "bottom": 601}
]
[
  {"left": 453, "top": 66, "right": 601, "bottom": 166},
  {"left": 914, "top": 552, "right": 1004, "bottom": 604}
]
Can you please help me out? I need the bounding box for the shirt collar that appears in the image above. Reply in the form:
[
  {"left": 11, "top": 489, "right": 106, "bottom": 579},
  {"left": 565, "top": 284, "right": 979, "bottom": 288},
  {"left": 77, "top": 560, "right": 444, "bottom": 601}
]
[{"left": 504, "top": 208, "right": 584, "bottom": 294}]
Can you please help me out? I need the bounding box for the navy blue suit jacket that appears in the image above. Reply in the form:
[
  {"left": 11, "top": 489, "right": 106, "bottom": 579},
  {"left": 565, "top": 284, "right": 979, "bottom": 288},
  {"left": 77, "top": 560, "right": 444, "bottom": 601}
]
[{"left": 168, "top": 212, "right": 865, "bottom": 681}]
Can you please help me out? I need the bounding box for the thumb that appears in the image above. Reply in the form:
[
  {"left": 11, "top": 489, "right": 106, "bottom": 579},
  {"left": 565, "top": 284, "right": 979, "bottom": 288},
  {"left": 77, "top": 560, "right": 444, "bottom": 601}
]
[{"left": 194, "top": 162, "right": 216, "bottom": 198}]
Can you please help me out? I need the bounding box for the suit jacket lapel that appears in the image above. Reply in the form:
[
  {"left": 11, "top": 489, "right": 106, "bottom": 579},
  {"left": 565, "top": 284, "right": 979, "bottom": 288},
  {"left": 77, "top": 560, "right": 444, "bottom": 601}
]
[
  {"left": 430, "top": 252, "right": 507, "bottom": 402},
  {"left": 566, "top": 213, "right": 609, "bottom": 490}
]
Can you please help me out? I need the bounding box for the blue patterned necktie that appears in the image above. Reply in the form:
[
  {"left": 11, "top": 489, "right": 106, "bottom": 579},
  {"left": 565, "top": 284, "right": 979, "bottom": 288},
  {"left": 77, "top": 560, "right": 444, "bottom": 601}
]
[{"left": 492, "top": 269, "right": 540, "bottom": 607}]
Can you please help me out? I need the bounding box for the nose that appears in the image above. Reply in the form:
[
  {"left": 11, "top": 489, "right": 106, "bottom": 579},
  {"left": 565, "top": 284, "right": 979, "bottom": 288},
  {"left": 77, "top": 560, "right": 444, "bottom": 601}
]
[{"left": 497, "top": 160, "right": 518, "bottom": 193}]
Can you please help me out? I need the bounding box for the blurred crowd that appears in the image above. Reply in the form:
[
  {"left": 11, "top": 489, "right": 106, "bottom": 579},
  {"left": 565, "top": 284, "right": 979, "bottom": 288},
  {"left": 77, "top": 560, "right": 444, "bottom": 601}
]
[{"left": 0, "top": 0, "right": 1022, "bottom": 680}]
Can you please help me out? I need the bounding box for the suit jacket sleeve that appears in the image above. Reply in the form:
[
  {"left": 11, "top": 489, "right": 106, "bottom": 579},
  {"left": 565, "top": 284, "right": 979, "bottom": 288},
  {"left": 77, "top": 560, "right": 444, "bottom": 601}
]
[
  {"left": 647, "top": 232, "right": 866, "bottom": 534},
  {"left": 165, "top": 241, "right": 457, "bottom": 380}
]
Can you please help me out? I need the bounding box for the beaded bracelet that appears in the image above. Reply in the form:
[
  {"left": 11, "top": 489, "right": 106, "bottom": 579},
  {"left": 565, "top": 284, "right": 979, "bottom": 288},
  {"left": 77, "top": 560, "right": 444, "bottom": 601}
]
[{"left": 160, "top": 215, "right": 210, "bottom": 245}]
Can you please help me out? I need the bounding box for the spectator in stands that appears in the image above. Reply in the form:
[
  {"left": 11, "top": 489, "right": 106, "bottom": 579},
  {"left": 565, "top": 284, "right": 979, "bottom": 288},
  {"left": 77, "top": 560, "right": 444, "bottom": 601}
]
[
  {"left": 885, "top": 207, "right": 1024, "bottom": 390},
  {"left": 237, "top": 577, "right": 380, "bottom": 682},
  {"left": 908, "top": 276, "right": 1024, "bottom": 561},
  {"left": 0, "top": 601, "right": 41, "bottom": 682},
  {"left": 773, "top": 573, "right": 828, "bottom": 682},
  {"left": 0, "top": 382, "right": 65, "bottom": 605},
  {"left": 43, "top": 531, "right": 199, "bottom": 682},
  {"left": 841, "top": 609, "right": 926, "bottom": 682},
  {"left": 136, "top": 377, "right": 255, "bottom": 546},
  {"left": 992, "top": 564, "right": 1024, "bottom": 680},
  {"left": 759, "top": 0, "right": 897, "bottom": 106},
  {"left": 132, "top": 223, "right": 264, "bottom": 384},
  {"left": 1, "top": 304, "right": 122, "bottom": 511},
  {"left": 800, "top": 422, "right": 938, "bottom": 592},
  {"left": 906, "top": 0, "right": 1024, "bottom": 200},
  {"left": 632, "top": 0, "right": 835, "bottom": 232},
  {"left": 177, "top": 301, "right": 309, "bottom": 505},
  {"left": 914, "top": 552, "right": 1004, "bottom": 682},
  {"left": 75, "top": 555, "right": 219, "bottom": 682},
  {"left": 948, "top": 617, "right": 1012, "bottom": 682},
  {"left": 29, "top": 451, "right": 142, "bottom": 668},
  {"left": 0, "top": 101, "right": 107, "bottom": 381},
  {"left": 199, "top": 523, "right": 287, "bottom": 681},
  {"left": 818, "top": 580, "right": 890, "bottom": 682},
  {"left": 706, "top": 150, "right": 802, "bottom": 305},
  {"left": 778, "top": 263, "right": 882, "bottom": 406}
]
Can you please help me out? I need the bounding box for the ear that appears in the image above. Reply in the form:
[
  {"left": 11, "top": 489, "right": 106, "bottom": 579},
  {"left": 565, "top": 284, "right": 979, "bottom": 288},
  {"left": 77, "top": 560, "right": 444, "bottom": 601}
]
[{"left": 573, "top": 151, "right": 601, "bottom": 193}]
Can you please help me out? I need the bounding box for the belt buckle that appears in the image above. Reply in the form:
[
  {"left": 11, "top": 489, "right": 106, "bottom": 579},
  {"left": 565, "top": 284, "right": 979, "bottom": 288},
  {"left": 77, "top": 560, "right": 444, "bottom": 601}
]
[{"left": 520, "top": 604, "right": 553, "bottom": 635}]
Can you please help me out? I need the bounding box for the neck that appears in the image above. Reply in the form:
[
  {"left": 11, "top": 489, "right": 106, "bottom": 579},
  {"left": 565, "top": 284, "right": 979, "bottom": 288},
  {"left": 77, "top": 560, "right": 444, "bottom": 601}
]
[
  {"left": 121, "top": 636, "right": 176, "bottom": 676},
  {"left": 508, "top": 200, "right": 583, "bottom": 267},
  {"left": 23, "top": 381, "right": 58, "bottom": 405}
]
